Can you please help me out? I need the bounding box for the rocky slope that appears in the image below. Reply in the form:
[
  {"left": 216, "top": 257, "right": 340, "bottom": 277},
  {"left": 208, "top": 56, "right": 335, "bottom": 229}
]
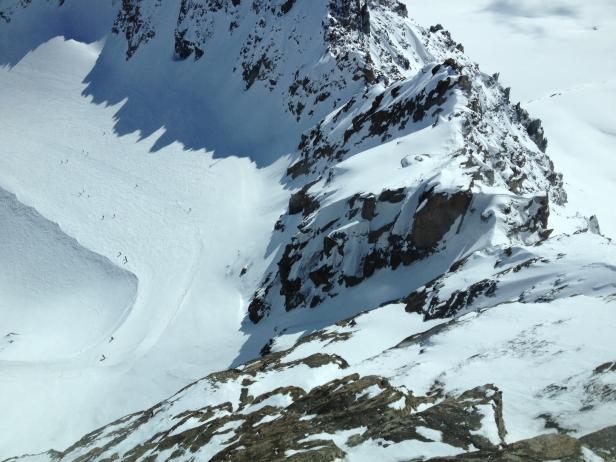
[
  {"left": 2, "top": 0, "right": 615, "bottom": 461},
  {"left": 5, "top": 297, "right": 616, "bottom": 460}
]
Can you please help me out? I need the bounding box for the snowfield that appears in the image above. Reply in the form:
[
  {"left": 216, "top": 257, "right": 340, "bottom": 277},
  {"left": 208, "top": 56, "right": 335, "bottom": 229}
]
[
  {"left": 0, "top": 0, "right": 614, "bottom": 460},
  {"left": 0, "top": 35, "right": 287, "bottom": 456},
  {"left": 0, "top": 186, "right": 137, "bottom": 362}
]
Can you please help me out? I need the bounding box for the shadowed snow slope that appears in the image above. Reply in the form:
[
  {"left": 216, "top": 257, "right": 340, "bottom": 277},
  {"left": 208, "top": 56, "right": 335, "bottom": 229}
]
[{"left": 0, "top": 33, "right": 286, "bottom": 458}]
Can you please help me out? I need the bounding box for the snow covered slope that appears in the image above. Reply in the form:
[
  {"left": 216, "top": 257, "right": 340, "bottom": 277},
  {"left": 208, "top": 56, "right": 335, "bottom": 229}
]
[
  {"left": 1, "top": 0, "right": 615, "bottom": 460},
  {"left": 0, "top": 186, "right": 137, "bottom": 361},
  {"left": 0, "top": 5, "right": 287, "bottom": 455},
  {"left": 402, "top": 0, "right": 616, "bottom": 239}
]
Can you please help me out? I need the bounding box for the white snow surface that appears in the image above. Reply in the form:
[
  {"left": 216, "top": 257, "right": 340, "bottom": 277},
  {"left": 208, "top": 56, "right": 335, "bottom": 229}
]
[
  {"left": 0, "top": 186, "right": 137, "bottom": 361},
  {"left": 0, "top": 35, "right": 287, "bottom": 457},
  {"left": 403, "top": 0, "right": 616, "bottom": 238}
]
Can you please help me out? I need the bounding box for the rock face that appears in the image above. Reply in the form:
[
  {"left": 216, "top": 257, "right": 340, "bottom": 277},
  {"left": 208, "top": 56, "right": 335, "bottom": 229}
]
[
  {"left": 247, "top": 51, "right": 564, "bottom": 322},
  {"left": 410, "top": 190, "right": 472, "bottom": 251},
  {"left": 424, "top": 427, "right": 616, "bottom": 462},
  {"left": 108, "top": 0, "right": 419, "bottom": 128},
  {"left": 423, "top": 433, "right": 583, "bottom": 461},
  {"left": 111, "top": 0, "right": 161, "bottom": 59},
  {"left": 580, "top": 426, "right": 616, "bottom": 461}
]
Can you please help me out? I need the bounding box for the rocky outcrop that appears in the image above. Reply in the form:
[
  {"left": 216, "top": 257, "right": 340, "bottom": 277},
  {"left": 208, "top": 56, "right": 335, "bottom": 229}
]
[
  {"left": 411, "top": 190, "right": 472, "bottom": 251},
  {"left": 288, "top": 66, "right": 466, "bottom": 178},
  {"left": 7, "top": 311, "right": 615, "bottom": 461},
  {"left": 580, "top": 426, "right": 616, "bottom": 461},
  {"left": 249, "top": 183, "right": 477, "bottom": 319},
  {"left": 423, "top": 427, "right": 616, "bottom": 462},
  {"left": 111, "top": 0, "right": 161, "bottom": 60},
  {"left": 249, "top": 55, "right": 562, "bottom": 322},
  {"left": 422, "top": 433, "right": 580, "bottom": 461},
  {"left": 4, "top": 333, "right": 508, "bottom": 462}
]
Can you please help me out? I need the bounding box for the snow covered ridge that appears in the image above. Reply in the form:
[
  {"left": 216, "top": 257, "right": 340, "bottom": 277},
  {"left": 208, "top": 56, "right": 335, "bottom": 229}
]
[
  {"left": 246, "top": 32, "right": 566, "bottom": 323},
  {"left": 6, "top": 295, "right": 616, "bottom": 461},
  {"left": 97, "top": 0, "right": 434, "bottom": 158},
  {"left": 3, "top": 0, "right": 567, "bottom": 326}
]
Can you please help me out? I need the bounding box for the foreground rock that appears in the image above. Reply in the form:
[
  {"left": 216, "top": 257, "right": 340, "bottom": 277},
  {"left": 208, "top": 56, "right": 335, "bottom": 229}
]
[
  {"left": 423, "top": 427, "right": 616, "bottom": 461},
  {"left": 5, "top": 302, "right": 616, "bottom": 461}
]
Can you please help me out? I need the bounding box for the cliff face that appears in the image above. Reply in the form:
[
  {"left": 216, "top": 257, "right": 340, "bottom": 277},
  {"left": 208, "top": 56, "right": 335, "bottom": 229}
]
[{"left": 240, "top": 3, "right": 564, "bottom": 324}]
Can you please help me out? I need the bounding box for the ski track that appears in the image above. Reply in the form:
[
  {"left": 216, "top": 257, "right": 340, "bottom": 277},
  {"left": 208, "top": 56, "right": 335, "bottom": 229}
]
[{"left": 0, "top": 37, "right": 287, "bottom": 457}]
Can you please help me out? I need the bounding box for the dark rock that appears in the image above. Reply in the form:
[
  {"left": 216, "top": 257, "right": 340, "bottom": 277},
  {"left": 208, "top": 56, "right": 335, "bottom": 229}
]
[
  {"left": 425, "top": 279, "right": 497, "bottom": 320},
  {"left": 248, "top": 296, "right": 270, "bottom": 323},
  {"left": 403, "top": 289, "right": 428, "bottom": 313},
  {"left": 594, "top": 361, "right": 616, "bottom": 375},
  {"left": 411, "top": 190, "right": 472, "bottom": 251},
  {"left": 280, "top": 0, "right": 295, "bottom": 15},
  {"left": 112, "top": 0, "right": 157, "bottom": 60},
  {"left": 361, "top": 194, "right": 377, "bottom": 220},
  {"left": 359, "top": 1, "right": 370, "bottom": 35},
  {"left": 242, "top": 54, "right": 273, "bottom": 90},
  {"left": 423, "top": 433, "right": 583, "bottom": 461},
  {"left": 308, "top": 265, "right": 335, "bottom": 288},
  {"left": 378, "top": 187, "right": 406, "bottom": 203},
  {"left": 288, "top": 187, "right": 320, "bottom": 216},
  {"left": 260, "top": 338, "right": 274, "bottom": 356},
  {"left": 580, "top": 426, "right": 616, "bottom": 460}
]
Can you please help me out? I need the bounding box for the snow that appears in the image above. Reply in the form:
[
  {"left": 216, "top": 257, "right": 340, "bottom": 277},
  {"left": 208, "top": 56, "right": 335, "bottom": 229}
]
[
  {"left": 402, "top": 0, "right": 616, "bottom": 238},
  {"left": 0, "top": 187, "right": 137, "bottom": 361},
  {"left": 343, "top": 436, "right": 462, "bottom": 461},
  {"left": 471, "top": 404, "right": 502, "bottom": 446},
  {"left": 356, "top": 384, "right": 383, "bottom": 401},
  {"left": 358, "top": 296, "right": 616, "bottom": 442},
  {"left": 0, "top": 1, "right": 615, "bottom": 459},
  {"left": 388, "top": 396, "right": 407, "bottom": 410},
  {"left": 0, "top": 35, "right": 286, "bottom": 457},
  {"left": 241, "top": 393, "right": 295, "bottom": 414},
  {"left": 252, "top": 413, "right": 281, "bottom": 427},
  {"left": 279, "top": 304, "right": 441, "bottom": 366},
  {"left": 320, "top": 120, "right": 464, "bottom": 207},
  {"left": 416, "top": 426, "right": 443, "bottom": 442}
]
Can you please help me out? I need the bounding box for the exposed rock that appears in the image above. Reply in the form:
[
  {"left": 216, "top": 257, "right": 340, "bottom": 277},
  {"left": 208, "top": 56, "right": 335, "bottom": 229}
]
[
  {"left": 280, "top": 0, "right": 296, "bottom": 15},
  {"left": 247, "top": 296, "right": 270, "bottom": 324},
  {"left": 423, "top": 278, "right": 497, "bottom": 320},
  {"left": 23, "top": 365, "right": 507, "bottom": 462},
  {"left": 411, "top": 190, "right": 472, "bottom": 251},
  {"left": 288, "top": 186, "right": 320, "bottom": 216},
  {"left": 421, "top": 433, "right": 584, "bottom": 461},
  {"left": 580, "top": 426, "right": 616, "bottom": 460},
  {"left": 111, "top": 0, "right": 160, "bottom": 60}
]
